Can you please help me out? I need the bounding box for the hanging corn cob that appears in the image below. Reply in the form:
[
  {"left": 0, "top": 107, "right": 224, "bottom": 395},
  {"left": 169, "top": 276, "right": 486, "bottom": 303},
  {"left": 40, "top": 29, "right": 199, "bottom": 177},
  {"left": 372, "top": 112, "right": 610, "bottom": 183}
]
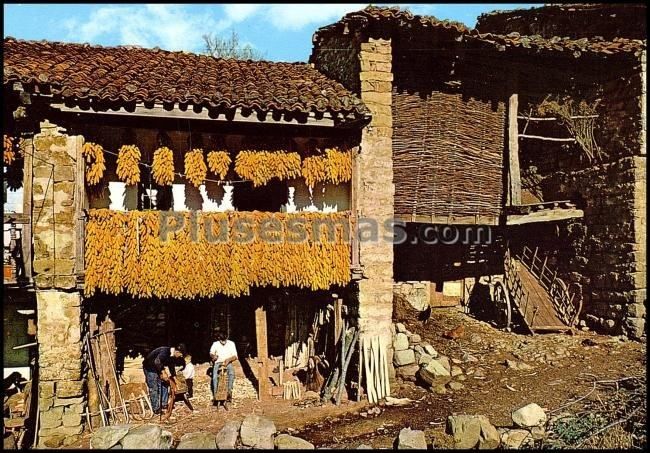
[
  {"left": 4, "top": 135, "right": 15, "bottom": 165},
  {"left": 84, "top": 209, "right": 351, "bottom": 299},
  {"left": 207, "top": 150, "right": 232, "bottom": 180},
  {"left": 116, "top": 144, "right": 141, "bottom": 185},
  {"left": 234, "top": 151, "right": 301, "bottom": 187},
  {"left": 302, "top": 148, "right": 352, "bottom": 187},
  {"left": 152, "top": 146, "right": 175, "bottom": 186},
  {"left": 82, "top": 142, "right": 107, "bottom": 185},
  {"left": 184, "top": 148, "right": 207, "bottom": 187}
]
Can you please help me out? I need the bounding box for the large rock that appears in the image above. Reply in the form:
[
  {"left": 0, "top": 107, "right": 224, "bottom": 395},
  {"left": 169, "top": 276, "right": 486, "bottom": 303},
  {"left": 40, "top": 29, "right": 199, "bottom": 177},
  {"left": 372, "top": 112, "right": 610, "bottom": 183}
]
[
  {"left": 216, "top": 421, "right": 241, "bottom": 449},
  {"left": 447, "top": 415, "right": 482, "bottom": 449},
  {"left": 418, "top": 359, "right": 451, "bottom": 385},
  {"left": 397, "top": 428, "right": 427, "bottom": 449},
  {"left": 90, "top": 425, "right": 131, "bottom": 449},
  {"left": 408, "top": 334, "right": 421, "bottom": 344},
  {"left": 274, "top": 434, "right": 315, "bottom": 450},
  {"left": 417, "top": 353, "right": 433, "bottom": 366},
  {"left": 393, "top": 333, "right": 410, "bottom": 351},
  {"left": 120, "top": 425, "right": 172, "bottom": 449},
  {"left": 500, "top": 429, "right": 531, "bottom": 449},
  {"left": 396, "top": 364, "right": 420, "bottom": 378},
  {"left": 177, "top": 432, "right": 217, "bottom": 449},
  {"left": 511, "top": 403, "right": 547, "bottom": 428},
  {"left": 423, "top": 344, "right": 438, "bottom": 357},
  {"left": 395, "top": 323, "right": 408, "bottom": 333},
  {"left": 394, "top": 349, "right": 416, "bottom": 366},
  {"left": 240, "top": 415, "right": 276, "bottom": 449},
  {"left": 478, "top": 418, "right": 500, "bottom": 449},
  {"left": 437, "top": 355, "right": 451, "bottom": 373}
]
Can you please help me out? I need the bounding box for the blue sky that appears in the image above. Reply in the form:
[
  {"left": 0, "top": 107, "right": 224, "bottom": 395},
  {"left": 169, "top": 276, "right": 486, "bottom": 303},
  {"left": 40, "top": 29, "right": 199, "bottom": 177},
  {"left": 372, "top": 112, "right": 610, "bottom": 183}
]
[{"left": 3, "top": 3, "right": 541, "bottom": 62}]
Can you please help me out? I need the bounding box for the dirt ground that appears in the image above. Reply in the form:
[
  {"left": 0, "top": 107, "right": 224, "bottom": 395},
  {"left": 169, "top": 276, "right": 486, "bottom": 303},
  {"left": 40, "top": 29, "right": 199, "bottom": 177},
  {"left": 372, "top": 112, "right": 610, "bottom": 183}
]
[{"left": 71, "top": 307, "right": 645, "bottom": 449}]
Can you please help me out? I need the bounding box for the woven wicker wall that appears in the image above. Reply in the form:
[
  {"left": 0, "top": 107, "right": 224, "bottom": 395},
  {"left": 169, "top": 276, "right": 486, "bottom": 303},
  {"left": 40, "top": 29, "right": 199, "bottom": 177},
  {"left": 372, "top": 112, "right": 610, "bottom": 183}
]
[{"left": 392, "top": 89, "right": 505, "bottom": 219}]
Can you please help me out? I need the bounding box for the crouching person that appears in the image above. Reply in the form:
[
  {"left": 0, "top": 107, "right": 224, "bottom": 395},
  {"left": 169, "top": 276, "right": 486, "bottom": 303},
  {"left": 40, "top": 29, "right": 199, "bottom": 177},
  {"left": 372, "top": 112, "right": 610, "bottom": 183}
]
[{"left": 142, "top": 343, "right": 186, "bottom": 415}]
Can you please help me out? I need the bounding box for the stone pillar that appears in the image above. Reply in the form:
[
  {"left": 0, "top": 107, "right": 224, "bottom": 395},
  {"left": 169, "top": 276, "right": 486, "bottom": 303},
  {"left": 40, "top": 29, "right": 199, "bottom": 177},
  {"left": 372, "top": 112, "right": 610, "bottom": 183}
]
[
  {"left": 32, "top": 120, "right": 86, "bottom": 447},
  {"left": 356, "top": 38, "right": 395, "bottom": 347}
]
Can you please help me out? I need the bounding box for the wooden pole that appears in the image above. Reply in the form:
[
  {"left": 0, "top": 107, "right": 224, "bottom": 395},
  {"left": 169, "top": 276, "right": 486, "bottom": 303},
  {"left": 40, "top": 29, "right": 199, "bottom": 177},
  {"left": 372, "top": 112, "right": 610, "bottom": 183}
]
[
  {"left": 507, "top": 75, "right": 522, "bottom": 206},
  {"left": 334, "top": 298, "right": 343, "bottom": 348},
  {"left": 22, "top": 137, "right": 33, "bottom": 280},
  {"left": 255, "top": 303, "right": 270, "bottom": 400}
]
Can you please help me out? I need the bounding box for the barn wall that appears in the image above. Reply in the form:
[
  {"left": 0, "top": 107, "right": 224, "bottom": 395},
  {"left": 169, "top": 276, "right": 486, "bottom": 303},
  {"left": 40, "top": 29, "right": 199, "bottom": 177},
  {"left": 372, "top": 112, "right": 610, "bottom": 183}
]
[{"left": 517, "top": 54, "right": 646, "bottom": 339}]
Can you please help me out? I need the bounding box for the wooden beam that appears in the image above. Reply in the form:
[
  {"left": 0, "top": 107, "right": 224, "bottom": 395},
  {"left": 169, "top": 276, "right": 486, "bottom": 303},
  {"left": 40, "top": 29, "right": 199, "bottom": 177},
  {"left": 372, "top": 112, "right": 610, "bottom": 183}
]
[
  {"left": 394, "top": 213, "right": 500, "bottom": 226},
  {"left": 519, "top": 134, "right": 576, "bottom": 142},
  {"left": 51, "top": 103, "right": 340, "bottom": 127},
  {"left": 508, "top": 83, "right": 522, "bottom": 206},
  {"left": 334, "top": 298, "right": 343, "bottom": 347},
  {"left": 3, "top": 212, "right": 30, "bottom": 224},
  {"left": 22, "top": 138, "right": 33, "bottom": 280},
  {"left": 74, "top": 136, "right": 87, "bottom": 276},
  {"left": 506, "top": 208, "right": 584, "bottom": 225},
  {"left": 350, "top": 148, "right": 360, "bottom": 271},
  {"left": 255, "top": 304, "right": 270, "bottom": 401}
]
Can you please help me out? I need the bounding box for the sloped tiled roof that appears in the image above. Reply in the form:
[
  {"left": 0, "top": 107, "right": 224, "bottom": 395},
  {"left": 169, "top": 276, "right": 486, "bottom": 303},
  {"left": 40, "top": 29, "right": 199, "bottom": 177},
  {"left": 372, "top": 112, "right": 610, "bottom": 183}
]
[
  {"left": 314, "top": 6, "right": 645, "bottom": 58},
  {"left": 313, "top": 5, "right": 469, "bottom": 41},
  {"left": 464, "top": 30, "right": 645, "bottom": 57},
  {"left": 3, "top": 37, "right": 369, "bottom": 117}
]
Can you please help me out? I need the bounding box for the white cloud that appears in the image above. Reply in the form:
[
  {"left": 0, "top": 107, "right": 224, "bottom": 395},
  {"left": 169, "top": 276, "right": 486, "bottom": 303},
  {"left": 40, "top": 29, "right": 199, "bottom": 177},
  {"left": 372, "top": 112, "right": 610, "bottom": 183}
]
[
  {"left": 222, "top": 4, "right": 263, "bottom": 22},
  {"left": 266, "top": 4, "right": 367, "bottom": 31},
  {"left": 64, "top": 4, "right": 221, "bottom": 52}
]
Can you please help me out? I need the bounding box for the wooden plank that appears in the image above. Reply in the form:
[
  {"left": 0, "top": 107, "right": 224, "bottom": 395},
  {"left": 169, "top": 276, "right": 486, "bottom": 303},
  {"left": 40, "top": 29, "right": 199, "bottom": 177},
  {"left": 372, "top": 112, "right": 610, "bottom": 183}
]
[
  {"left": 394, "top": 213, "right": 500, "bottom": 226},
  {"left": 519, "top": 134, "right": 576, "bottom": 142},
  {"left": 506, "top": 208, "right": 584, "bottom": 225},
  {"left": 350, "top": 148, "right": 361, "bottom": 272},
  {"left": 22, "top": 139, "right": 33, "bottom": 280},
  {"left": 74, "top": 136, "right": 87, "bottom": 276},
  {"left": 508, "top": 87, "right": 522, "bottom": 206},
  {"left": 254, "top": 303, "right": 271, "bottom": 400},
  {"left": 334, "top": 298, "right": 343, "bottom": 347}
]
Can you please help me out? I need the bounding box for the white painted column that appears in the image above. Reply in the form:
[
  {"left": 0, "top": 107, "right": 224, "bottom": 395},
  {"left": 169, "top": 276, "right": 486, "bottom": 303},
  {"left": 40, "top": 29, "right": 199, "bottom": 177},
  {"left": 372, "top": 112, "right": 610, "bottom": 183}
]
[{"left": 172, "top": 184, "right": 187, "bottom": 211}]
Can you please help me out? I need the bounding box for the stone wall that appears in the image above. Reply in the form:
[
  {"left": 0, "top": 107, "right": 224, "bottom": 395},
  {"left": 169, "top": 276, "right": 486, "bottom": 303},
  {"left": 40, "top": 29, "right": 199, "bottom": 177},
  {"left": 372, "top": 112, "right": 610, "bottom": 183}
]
[
  {"left": 518, "top": 56, "right": 646, "bottom": 339},
  {"left": 32, "top": 120, "right": 86, "bottom": 447},
  {"left": 37, "top": 291, "right": 85, "bottom": 447},
  {"left": 355, "top": 38, "right": 395, "bottom": 346},
  {"left": 32, "top": 120, "right": 82, "bottom": 289}
]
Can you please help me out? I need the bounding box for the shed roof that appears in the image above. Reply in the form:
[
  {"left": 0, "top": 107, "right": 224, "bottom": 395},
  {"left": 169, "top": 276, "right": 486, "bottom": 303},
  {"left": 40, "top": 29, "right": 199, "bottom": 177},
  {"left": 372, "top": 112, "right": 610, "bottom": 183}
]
[
  {"left": 3, "top": 37, "right": 369, "bottom": 117},
  {"left": 313, "top": 6, "right": 645, "bottom": 58}
]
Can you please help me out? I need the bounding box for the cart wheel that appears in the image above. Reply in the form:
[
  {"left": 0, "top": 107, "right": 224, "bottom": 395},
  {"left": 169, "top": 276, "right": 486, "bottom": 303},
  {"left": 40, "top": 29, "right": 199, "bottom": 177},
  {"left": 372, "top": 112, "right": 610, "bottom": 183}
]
[{"left": 493, "top": 281, "right": 512, "bottom": 331}]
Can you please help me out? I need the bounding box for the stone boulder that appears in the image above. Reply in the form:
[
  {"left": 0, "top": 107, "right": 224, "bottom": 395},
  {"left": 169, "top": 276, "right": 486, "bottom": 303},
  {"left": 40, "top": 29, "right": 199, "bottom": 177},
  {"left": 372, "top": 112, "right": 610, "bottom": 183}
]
[
  {"left": 394, "top": 349, "right": 416, "bottom": 366},
  {"left": 511, "top": 403, "right": 547, "bottom": 428},
  {"left": 216, "top": 420, "right": 241, "bottom": 449},
  {"left": 393, "top": 333, "right": 410, "bottom": 351},
  {"left": 408, "top": 334, "right": 422, "bottom": 344},
  {"left": 274, "top": 434, "right": 315, "bottom": 450},
  {"left": 396, "top": 323, "right": 407, "bottom": 333},
  {"left": 500, "top": 429, "right": 532, "bottom": 449},
  {"left": 447, "top": 415, "right": 499, "bottom": 449},
  {"left": 397, "top": 428, "right": 427, "bottom": 449},
  {"left": 423, "top": 344, "right": 438, "bottom": 357},
  {"left": 418, "top": 359, "right": 451, "bottom": 385},
  {"left": 90, "top": 425, "right": 131, "bottom": 449},
  {"left": 240, "top": 415, "right": 276, "bottom": 449},
  {"left": 120, "top": 425, "right": 172, "bottom": 449},
  {"left": 177, "top": 432, "right": 217, "bottom": 449}
]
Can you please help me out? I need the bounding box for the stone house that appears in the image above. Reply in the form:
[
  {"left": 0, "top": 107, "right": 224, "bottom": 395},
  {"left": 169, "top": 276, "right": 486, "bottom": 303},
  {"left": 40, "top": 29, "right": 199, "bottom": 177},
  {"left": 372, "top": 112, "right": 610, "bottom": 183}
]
[
  {"left": 311, "top": 5, "right": 646, "bottom": 338},
  {"left": 2, "top": 4, "right": 646, "bottom": 448}
]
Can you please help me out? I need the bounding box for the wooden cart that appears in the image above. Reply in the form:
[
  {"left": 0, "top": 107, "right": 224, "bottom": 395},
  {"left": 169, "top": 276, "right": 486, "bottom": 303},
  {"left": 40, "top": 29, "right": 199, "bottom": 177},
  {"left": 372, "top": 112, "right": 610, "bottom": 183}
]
[{"left": 492, "top": 246, "right": 582, "bottom": 334}]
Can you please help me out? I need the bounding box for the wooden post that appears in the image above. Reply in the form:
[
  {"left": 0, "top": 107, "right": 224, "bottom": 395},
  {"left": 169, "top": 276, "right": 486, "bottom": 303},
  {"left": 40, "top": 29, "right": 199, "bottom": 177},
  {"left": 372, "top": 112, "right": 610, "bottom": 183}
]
[
  {"left": 507, "top": 76, "right": 522, "bottom": 206},
  {"left": 350, "top": 148, "right": 360, "bottom": 271},
  {"left": 334, "top": 297, "right": 343, "bottom": 347},
  {"left": 22, "top": 138, "right": 33, "bottom": 281},
  {"left": 255, "top": 304, "right": 270, "bottom": 400},
  {"left": 74, "top": 136, "right": 87, "bottom": 279}
]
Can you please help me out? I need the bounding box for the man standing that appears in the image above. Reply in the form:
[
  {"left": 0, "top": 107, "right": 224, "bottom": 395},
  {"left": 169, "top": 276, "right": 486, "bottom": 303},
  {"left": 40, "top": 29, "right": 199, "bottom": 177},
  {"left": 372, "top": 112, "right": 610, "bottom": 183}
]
[
  {"left": 209, "top": 333, "right": 238, "bottom": 409},
  {"left": 142, "top": 343, "right": 186, "bottom": 414}
]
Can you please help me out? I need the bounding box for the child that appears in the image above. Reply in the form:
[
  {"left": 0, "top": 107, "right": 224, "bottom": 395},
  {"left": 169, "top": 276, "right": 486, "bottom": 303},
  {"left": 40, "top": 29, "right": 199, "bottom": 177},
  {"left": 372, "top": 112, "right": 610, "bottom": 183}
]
[{"left": 182, "top": 354, "right": 195, "bottom": 399}]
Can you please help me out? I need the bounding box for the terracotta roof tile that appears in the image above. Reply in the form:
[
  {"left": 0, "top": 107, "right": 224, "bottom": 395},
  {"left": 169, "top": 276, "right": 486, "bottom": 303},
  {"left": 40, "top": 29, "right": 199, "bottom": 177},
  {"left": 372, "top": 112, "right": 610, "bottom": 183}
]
[
  {"left": 314, "top": 6, "right": 644, "bottom": 58},
  {"left": 3, "top": 37, "right": 369, "bottom": 117}
]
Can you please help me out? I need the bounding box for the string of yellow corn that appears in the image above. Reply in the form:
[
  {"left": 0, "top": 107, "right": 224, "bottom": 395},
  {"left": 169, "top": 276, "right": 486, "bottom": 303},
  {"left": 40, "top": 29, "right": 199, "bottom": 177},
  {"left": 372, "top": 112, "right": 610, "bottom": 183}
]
[
  {"left": 4, "top": 135, "right": 15, "bottom": 165},
  {"left": 152, "top": 146, "right": 175, "bottom": 186},
  {"left": 84, "top": 209, "right": 351, "bottom": 299},
  {"left": 82, "top": 142, "right": 107, "bottom": 186},
  {"left": 116, "top": 145, "right": 141, "bottom": 185},
  {"left": 301, "top": 148, "right": 352, "bottom": 187},
  {"left": 207, "top": 150, "right": 232, "bottom": 180},
  {"left": 184, "top": 148, "right": 207, "bottom": 187},
  {"left": 234, "top": 151, "right": 302, "bottom": 187}
]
